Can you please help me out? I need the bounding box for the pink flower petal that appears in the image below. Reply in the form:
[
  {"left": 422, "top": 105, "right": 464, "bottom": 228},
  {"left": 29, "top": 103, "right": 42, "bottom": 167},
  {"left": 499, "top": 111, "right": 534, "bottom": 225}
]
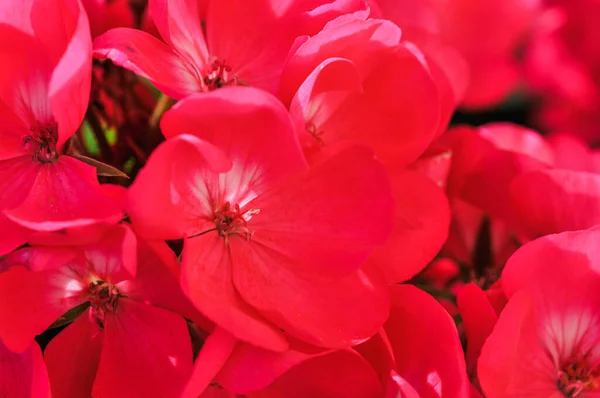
[
  {"left": 183, "top": 327, "right": 238, "bottom": 397},
  {"left": 216, "top": 341, "right": 326, "bottom": 394},
  {"left": 5, "top": 156, "right": 123, "bottom": 231},
  {"left": 0, "top": 341, "right": 50, "bottom": 398},
  {"left": 84, "top": 224, "right": 137, "bottom": 283},
  {"left": 93, "top": 27, "right": 202, "bottom": 99},
  {"left": 117, "top": 238, "right": 206, "bottom": 328},
  {"left": 160, "top": 87, "right": 308, "bottom": 194},
  {"left": 245, "top": 145, "right": 393, "bottom": 279},
  {"left": 254, "top": 349, "right": 382, "bottom": 398},
  {"left": 0, "top": 263, "right": 87, "bottom": 352},
  {"left": 365, "top": 170, "right": 450, "bottom": 284},
  {"left": 0, "top": 24, "right": 53, "bottom": 126},
  {"left": 456, "top": 283, "right": 498, "bottom": 377},
  {"left": 93, "top": 299, "right": 193, "bottom": 398},
  {"left": 149, "top": 0, "right": 209, "bottom": 68},
  {"left": 510, "top": 169, "right": 600, "bottom": 239},
  {"left": 386, "top": 285, "right": 470, "bottom": 398},
  {"left": 0, "top": 156, "right": 40, "bottom": 210},
  {"left": 44, "top": 0, "right": 93, "bottom": 147},
  {"left": 0, "top": 215, "right": 28, "bottom": 256},
  {"left": 0, "top": 98, "right": 31, "bottom": 160},
  {"left": 44, "top": 310, "right": 104, "bottom": 398},
  {"left": 181, "top": 234, "right": 288, "bottom": 352}
]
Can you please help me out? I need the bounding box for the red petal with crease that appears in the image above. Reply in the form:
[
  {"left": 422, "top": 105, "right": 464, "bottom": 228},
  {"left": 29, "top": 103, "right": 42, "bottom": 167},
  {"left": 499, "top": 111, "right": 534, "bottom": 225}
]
[
  {"left": 216, "top": 341, "right": 326, "bottom": 394},
  {"left": 181, "top": 234, "right": 288, "bottom": 352},
  {"left": 232, "top": 247, "right": 390, "bottom": 348},
  {"left": 365, "top": 170, "right": 450, "bottom": 284},
  {"left": 93, "top": 28, "right": 201, "bottom": 99},
  {"left": 0, "top": 99, "right": 30, "bottom": 160},
  {"left": 44, "top": 311, "right": 104, "bottom": 398},
  {"left": 386, "top": 285, "right": 469, "bottom": 398},
  {"left": 0, "top": 156, "right": 40, "bottom": 210},
  {"left": 510, "top": 169, "right": 600, "bottom": 239},
  {"left": 0, "top": 264, "right": 87, "bottom": 352},
  {"left": 245, "top": 145, "right": 393, "bottom": 279},
  {"left": 5, "top": 157, "right": 122, "bottom": 231},
  {"left": 0, "top": 341, "right": 50, "bottom": 398},
  {"left": 92, "top": 299, "right": 193, "bottom": 398},
  {"left": 253, "top": 349, "right": 382, "bottom": 398},
  {"left": 117, "top": 238, "right": 206, "bottom": 328}
]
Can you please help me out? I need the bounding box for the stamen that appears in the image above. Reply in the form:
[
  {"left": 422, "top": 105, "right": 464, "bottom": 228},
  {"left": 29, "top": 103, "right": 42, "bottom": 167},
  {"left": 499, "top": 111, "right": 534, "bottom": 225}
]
[
  {"left": 202, "top": 59, "right": 238, "bottom": 91},
  {"left": 23, "top": 121, "right": 59, "bottom": 163},
  {"left": 557, "top": 353, "right": 600, "bottom": 397},
  {"left": 88, "top": 280, "right": 121, "bottom": 329},
  {"left": 213, "top": 202, "right": 259, "bottom": 244}
]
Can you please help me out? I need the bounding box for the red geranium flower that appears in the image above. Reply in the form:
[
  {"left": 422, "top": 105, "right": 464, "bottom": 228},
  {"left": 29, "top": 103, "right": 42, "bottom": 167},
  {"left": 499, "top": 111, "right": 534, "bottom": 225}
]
[
  {"left": 127, "top": 86, "right": 394, "bottom": 351},
  {"left": 479, "top": 227, "right": 600, "bottom": 397},
  {"left": 93, "top": 0, "right": 368, "bottom": 99},
  {"left": 0, "top": 0, "right": 122, "bottom": 253},
  {"left": 0, "top": 225, "right": 203, "bottom": 397}
]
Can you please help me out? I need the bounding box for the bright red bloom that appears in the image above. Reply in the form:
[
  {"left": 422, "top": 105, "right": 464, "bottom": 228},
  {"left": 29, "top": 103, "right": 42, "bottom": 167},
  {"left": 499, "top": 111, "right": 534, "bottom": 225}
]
[
  {"left": 525, "top": 0, "right": 600, "bottom": 144},
  {"left": 373, "top": 0, "right": 540, "bottom": 109},
  {"left": 0, "top": 225, "right": 202, "bottom": 397},
  {"left": 0, "top": 0, "right": 122, "bottom": 250},
  {"left": 280, "top": 13, "right": 441, "bottom": 169},
  {"left": 0, "top": 341, "right": 50, "bottom": 398},
  {"left": 127, "top": 86, "right": 394, "bottom": 350},
  {"left": 439, "top": 123, "right": 554, "bottom": 267},
  {"left": 279, "top": 14, "right": 450, "bottom": 283},
  {"left": 93, "top": 0, "right": 368, "bottom": 99},
  {"left": 479, "top": 228, "right": 600, "bottom": 397}
]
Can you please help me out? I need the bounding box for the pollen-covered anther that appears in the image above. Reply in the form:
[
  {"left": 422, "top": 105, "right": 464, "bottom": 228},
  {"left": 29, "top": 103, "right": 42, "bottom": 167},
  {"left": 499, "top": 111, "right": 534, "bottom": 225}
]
[
  {"left": 213, "top": 202, "right": 259, "bottom": 244},
  {"left": 557, "top": 353, "right": 600, "bottom": 397},
  {"left": 88, "top": 279, "right": 121, "bottom": 329},
  {"left": 202, "top": 59, "right": 238, "bottom": 91},
  {"left": 23, "top": 121, "right": 59, "bottom": 163}
]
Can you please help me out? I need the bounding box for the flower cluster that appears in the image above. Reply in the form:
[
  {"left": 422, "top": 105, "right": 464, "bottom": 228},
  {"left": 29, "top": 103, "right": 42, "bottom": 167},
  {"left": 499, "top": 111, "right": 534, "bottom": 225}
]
[{"left": 1, "top": 0, "right": 600, "bottom": 397}]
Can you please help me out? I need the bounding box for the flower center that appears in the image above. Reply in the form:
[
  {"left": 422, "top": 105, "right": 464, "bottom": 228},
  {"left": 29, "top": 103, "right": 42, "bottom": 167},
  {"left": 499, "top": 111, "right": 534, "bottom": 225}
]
[
  {"left": 23, "top": 121, "right": 59, "bottom": 163},
  {"left": 213, "top": 202, "right": 259, "bottom": 244},
  {"left": 202, "top": 59, "right": 238, "bottom": 91},
  {"left": 87, "top": 280, "right": 121, "bottom": 329},
  {"left": 557, "top": 353, "right": 600, "bottom": 397}
]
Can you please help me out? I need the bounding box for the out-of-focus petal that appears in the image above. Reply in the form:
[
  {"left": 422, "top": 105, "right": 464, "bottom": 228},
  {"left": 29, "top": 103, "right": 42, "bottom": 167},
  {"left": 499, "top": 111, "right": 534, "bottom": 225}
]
[{"left": 93, "top": 28, "right": 202, "bottom": 99}]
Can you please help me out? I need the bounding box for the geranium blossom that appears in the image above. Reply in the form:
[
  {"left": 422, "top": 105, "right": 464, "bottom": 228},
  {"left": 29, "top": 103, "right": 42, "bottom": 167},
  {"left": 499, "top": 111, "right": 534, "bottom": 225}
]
[
  {"left": 128, "top": 86, "right": 394, "bottom": 350},
  {"left": 93, "top": 0, "right": 368, "bottom": 99},
  {"left": 0, "top": 0, "right": 122, "bottom": 254},
  {"left": 479, "top": 228, "right": 600, "bottom": 397},
  {"left": 0, "top": 225, "right": 203, "bottom": 397}
]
